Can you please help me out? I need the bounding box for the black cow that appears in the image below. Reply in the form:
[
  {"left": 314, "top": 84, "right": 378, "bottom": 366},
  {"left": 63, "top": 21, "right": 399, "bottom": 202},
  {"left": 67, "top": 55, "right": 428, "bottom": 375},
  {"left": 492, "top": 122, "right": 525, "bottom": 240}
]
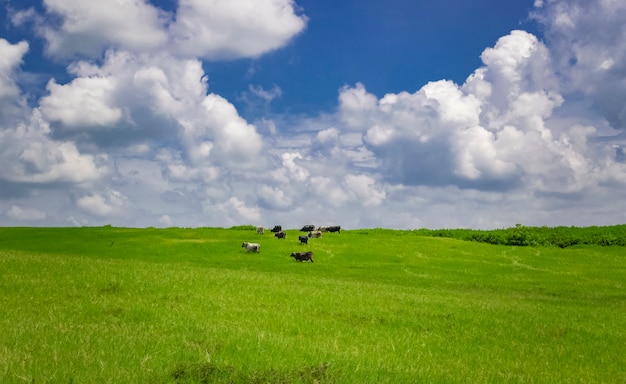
[
  {"left": 298, "top": 235, "right": 308, "bottom": 245},
  {"left": 327, "top": 225, "right": 341, "bottom": 233},
  {"left": 274, "top": 230, "right": 286, "bottom": 239},
  {"left": 290, "top": 251, "right": 314, "bottom": 262},
  {"left": 270, "top": 225, "right": 282, "bottom": 233},
  {"left": 300, "top": 225, "right": 315, "bottom": 232}
]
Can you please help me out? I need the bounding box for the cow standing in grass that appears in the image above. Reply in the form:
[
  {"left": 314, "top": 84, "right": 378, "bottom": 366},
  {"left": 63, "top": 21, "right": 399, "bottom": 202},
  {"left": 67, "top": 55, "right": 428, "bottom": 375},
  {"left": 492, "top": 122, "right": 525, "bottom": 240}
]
[
  {"left": 298, "top": 235, "right": 308, "bottom": 245},
  {"left": 291, "top": 251, "right": 314, "bottom": 262},
  {"left": 242, "top": 242, "right": 260, "bottom": 252}
]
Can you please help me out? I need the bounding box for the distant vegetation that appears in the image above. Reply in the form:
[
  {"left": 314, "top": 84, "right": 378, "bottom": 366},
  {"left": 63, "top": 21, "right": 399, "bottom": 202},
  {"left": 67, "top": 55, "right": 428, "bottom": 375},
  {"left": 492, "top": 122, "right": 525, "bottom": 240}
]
[{"left": 405, "top": 224, "right": 626, "bottom": 247}]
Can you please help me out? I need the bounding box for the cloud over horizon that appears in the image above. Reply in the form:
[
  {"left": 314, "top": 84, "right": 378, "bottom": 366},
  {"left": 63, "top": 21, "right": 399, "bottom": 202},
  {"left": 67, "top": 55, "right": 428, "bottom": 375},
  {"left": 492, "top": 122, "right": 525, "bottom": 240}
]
[{"left": 1, "top": 0, "right": 626, "bottom": 229}]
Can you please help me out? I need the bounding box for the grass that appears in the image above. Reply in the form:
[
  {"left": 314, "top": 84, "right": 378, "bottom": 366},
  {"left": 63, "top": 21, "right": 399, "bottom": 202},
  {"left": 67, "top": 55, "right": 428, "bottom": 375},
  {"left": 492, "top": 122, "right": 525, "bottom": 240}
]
[{"left": 0, "top": 226, "right": 624, "bottom": 383}]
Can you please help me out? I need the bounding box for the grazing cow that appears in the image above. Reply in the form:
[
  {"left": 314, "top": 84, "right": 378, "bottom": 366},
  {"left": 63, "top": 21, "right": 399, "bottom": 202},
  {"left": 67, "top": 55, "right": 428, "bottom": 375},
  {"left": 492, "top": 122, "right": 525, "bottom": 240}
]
[
  {"left": 270, "top": 225, "right": 282, "bottom": 233},
  {"left": 317, "top": 226, "right": 329, "bottom": 232},
  {"left": 256, "top": 226, "right": 264, "bottom": 235},
  {"left": 241, "top": 242, "right": 260, "bottom": 252},
  {"left": 300, "top": 225, "right": 315, "bottom": 232},
  {"left": 308, "top": 230, "right": 322, "bottom": 238},
  {"left": 290, "top": 251, "right": 314, "bottom": 262},
  {"left": 274, "top": 230, "right": 286, "bottom": 239},
  {"left": 327, "top": 225, "right": 341, "bottom": 233},
  {"left": 298, "top": 235, "right": 309, "bottom": 245}
]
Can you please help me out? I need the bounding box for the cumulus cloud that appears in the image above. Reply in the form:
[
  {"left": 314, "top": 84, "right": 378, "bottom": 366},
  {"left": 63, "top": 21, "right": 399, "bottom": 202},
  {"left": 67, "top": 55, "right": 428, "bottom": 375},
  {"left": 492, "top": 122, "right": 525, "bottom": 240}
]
[
  {"left": 77, "top": 189, "right": 127, "bottom": 217},
  {"left": 532, "top": 0, "right": 626, "bottom": 131},
  {"left": 337, "top": 28, "right": 621, "bottom": 196},
  {"left": 344, "top": 174, "right": 386, "bottom": 206},
  {"left": 0, "top": 110, "right": 107, "bottom": 184},
  {"left": 14, "top": 0, "right": 306, "bottom": 61},
  {"left": 7, "top": 205, "right": 47, "bottom": 221},
  {"left": 0, "top": 39, "right": 29, "bottom": 99},
  {"left": 24, "top": 0, "right": 169, "bottom": 58},
  {"left": 40, "top": 76, "right": 122, "bottom": 127},
  {"left": 170, "top": 0, "right": 307, "bottom": 59},
  {"left": 2, "top": 0, "right": 626, "bottom": 229},
  {"left": 218, "top": 197, "right": 261, "bottom": 224},
  {"left": 0, "top": 39, "right": 29, "bottom": 121}
]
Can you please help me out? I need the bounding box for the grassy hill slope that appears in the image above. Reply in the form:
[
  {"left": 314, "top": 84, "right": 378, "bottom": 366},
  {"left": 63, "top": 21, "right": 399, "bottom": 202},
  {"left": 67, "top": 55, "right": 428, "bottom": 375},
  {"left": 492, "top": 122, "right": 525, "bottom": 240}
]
[{"left": 1, "top": 226, "right": 624, "bottom": 383}]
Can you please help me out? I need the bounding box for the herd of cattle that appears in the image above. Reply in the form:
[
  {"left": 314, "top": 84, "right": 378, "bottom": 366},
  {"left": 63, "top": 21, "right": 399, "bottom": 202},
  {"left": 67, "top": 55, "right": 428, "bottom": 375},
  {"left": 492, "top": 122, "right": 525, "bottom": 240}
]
[{"left": 241, "top": 224, "right": 341, "bottom": 262}]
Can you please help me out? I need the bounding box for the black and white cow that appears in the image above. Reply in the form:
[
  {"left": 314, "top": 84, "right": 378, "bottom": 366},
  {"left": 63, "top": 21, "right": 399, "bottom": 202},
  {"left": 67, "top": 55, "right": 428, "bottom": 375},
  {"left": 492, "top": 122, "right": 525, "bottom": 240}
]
[
  {"left": 274, "top": 230, "right": 286, "bottom": 239},
  {"left": 327, "top": 225, "right": 341, "bottom": 233},
  {"left": 300, "top": 225, "right": 315, "bottom": 232},
  {"left": 270, "top": 225, "right": 282, "bottom": 233},
  {"left": 298, "top": 235, "right": 309, "bottom": 245}
]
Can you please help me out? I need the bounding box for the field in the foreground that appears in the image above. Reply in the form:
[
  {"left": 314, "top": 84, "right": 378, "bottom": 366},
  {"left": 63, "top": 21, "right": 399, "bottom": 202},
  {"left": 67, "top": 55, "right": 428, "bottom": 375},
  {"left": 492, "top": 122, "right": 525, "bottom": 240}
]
[{"left": 0, "top": 226, "right": 624, "bottom": 383}]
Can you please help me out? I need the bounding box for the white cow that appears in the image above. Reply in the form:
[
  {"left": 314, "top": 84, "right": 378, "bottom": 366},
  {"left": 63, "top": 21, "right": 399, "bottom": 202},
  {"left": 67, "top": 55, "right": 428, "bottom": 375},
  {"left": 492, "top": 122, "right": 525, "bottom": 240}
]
[
  {"left": 242, "top": 242, "right": 260, "bottom": 252},
  {"left": 256, "top": 226, "right": 264, "bottom": 235}
]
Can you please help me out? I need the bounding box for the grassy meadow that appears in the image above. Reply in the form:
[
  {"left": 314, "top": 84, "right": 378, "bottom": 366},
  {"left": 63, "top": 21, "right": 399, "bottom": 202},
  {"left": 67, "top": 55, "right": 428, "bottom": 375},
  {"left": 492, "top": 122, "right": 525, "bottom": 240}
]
[{"left": 0, "top": 226, "right": 625, "bottom": 383}]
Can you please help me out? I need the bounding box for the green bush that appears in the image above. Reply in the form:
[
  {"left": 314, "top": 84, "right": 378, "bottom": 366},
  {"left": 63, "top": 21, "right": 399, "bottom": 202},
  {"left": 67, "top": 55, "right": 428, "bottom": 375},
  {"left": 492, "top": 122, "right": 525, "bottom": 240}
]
[{"left": 415, "top": 224, "right": 626, "bottom": 247}]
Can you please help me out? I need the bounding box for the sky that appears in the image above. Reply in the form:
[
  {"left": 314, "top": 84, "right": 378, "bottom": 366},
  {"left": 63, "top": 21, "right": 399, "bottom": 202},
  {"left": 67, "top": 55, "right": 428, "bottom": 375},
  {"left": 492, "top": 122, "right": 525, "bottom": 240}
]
[{"left": 1, "top": 0, "right": 626, "bottom": 230}]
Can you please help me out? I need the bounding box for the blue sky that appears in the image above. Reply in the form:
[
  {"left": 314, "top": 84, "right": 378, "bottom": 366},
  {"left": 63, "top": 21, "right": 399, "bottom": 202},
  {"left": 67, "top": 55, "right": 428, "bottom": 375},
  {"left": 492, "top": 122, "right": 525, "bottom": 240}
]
[
  {"left": 208, "top": 0, "right": 540, "bottom": 117},
  {"left": 1, "top": 0, "right": 626, "bottom": 229}
]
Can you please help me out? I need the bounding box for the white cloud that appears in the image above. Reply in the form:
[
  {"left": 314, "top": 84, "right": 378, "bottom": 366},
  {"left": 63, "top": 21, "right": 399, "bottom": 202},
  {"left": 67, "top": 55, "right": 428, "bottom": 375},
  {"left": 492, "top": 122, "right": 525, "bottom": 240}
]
[
  {"left": 533, "top": 0, "right": 626, "bottom": 131},
  {"left": 258, "top": 185, "right": 292, "bottom": 209},
  {"left": 345, "top": 29, "right": 604, "bottom": 194},
  {"left": 7, "top": 205, "right": 47, "bottom": 221},
  {"left": 280, "top": 152, "right": 309, "bottom": 182},
  {"left": 0, "top": 110, "right": 108, "bottom": 184},
  {"left": 36, "top": 0, "right": 169, "bottom": 58},
  {"left": 40, "top": 76, "right": 122, "bottom": 127},
  {"left": 310, "top": 176, "right": 349, "bottom": 207},
  {"left": 77, "top": 189, "right": 127, "bottom": 217},
  {"left": 0, "top": 39, "right": 29, "bottom": 100},
  {"left": 159, "top": 214, "right": 173, "bottom": 227},
  {"left": 2, "top": 0, "right": 626, "bottom": 230},
  {"left": 218, "top": 197, "right": 261, "bottom": 224},
  {"left": 247, "top": 84, "right": 283, "bottom": 102},
  {"left": 339, "top": 82, "right": 379, "bottom": 129},
  {"left": 344, "top": 174, "right": 386, "bottom": 206},
  {"left": 199, "top": 94, "right": 263, "bottom": 164},
  {"left": 170, "top": 0, "right": 307, "bottom": 59}
]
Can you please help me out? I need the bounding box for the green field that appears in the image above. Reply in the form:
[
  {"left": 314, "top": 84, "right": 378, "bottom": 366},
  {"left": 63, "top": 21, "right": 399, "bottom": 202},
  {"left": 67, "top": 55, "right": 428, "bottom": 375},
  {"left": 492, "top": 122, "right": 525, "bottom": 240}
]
[{"left": 0, "top": 226, "right": 625, "bottom": 383}]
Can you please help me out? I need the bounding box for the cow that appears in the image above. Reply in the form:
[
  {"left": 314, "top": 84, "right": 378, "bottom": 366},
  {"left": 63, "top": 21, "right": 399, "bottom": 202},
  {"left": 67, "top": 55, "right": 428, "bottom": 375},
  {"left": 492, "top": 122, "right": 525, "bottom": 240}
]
[
  {"left": 241, "top": 242, "right": 260, "bottom": 252},
  {"left": 298, "top": 235, "right": 309, "bottom": 245},
  {"left": 270, "top": 225, "right": 282, "bottom": 233},
  {"left": 308, "top": 230, "right": 322, "bottom": 238},
  {"left": 274, "top": 230, "right": 286, "bottom": 239},
  {"left": 317, "top": 226, "right": 329, "bottom": 232},
  {"left": 256, "top": 226, "right": 264, "bottom": 235},
  {"left": 300, "top": 225, "right": 315, "bottom": 232},
  {"left": 327, "top": 225, "right": 341, "bottom": 233},
  {"left": 290, "top": 251, "right": 314, "bottom": 262}
]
